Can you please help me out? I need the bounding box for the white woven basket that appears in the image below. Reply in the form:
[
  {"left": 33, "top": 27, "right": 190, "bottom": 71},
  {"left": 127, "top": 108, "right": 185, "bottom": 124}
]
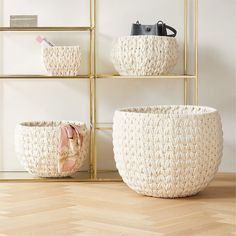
[
  {"left": 43, "top": 46, "right": 81, "bottom": 76},
  {"left": 111, "top": 36, "right": 178, "bottom": 76},
  {"left": 15, "top": 121, "right": 88, "bottom": 177},
  {"left": 113, "top": 106, "right": 223, "bottom": 198}
]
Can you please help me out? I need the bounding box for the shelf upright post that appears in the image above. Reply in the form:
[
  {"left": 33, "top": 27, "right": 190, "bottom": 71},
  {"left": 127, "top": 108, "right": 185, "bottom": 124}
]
[
  {"left": 93, "top": 0, "right": 97, "bottom": 179},
  {"left": 89, "top": 0, "right": 94, "bottom": 178},
  {"left": 184, "top": 0, "right": 188, "bottom": 105},
  {"left": 194, "top": 0, "right": 199, "bottom": 105},
  {"left": 0, "top": 0, "right": 2, "bottom": 171}
]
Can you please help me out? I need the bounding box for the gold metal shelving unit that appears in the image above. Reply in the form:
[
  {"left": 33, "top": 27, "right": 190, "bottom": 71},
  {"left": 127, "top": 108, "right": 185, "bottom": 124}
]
[
  {"left": 0, "top": 0, "right": 97, "bottom": 182},
  {"left": 92, "top": 0, "right": 199, "bottom": 180},
  {"left": 0, "top": 0, "right": 198, "bottom": 182}
]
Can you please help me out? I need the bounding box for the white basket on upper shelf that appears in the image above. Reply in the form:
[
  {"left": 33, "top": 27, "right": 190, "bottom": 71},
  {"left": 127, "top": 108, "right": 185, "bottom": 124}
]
[
  {"left": 111, "top": 36, "right": 178, "bottom": 76},
  {"left": 43, "top": 46, "right": 81, "bottom": 76}
]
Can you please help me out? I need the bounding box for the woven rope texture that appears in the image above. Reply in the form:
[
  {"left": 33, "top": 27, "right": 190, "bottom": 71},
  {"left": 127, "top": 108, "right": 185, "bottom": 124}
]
[
  {"left": 15, "top": 121, "right": 88, "bottom": 177},
  {"left": 113, "top": 106, "right": 223, "bottom": 198},
  {"left": 43, "top": 46, "right": 81, "bottom": 76},
  {"left": 111, "top": 36, "right": 178, "bottom": 76}
]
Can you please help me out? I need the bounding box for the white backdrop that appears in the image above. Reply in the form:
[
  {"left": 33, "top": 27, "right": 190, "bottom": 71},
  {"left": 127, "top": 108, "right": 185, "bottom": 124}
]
[{"left": 0, "top": 0, "right": 235, "bottom": 172}]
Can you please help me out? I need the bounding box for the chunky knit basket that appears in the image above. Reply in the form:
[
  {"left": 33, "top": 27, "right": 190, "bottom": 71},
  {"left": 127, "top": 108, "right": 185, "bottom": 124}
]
[
  {"left": 15, "top": 121, "right": 88, "bottom": 177},
  {"left": 111, "top": 36, "right": 178, "bottom": 76},
  {"left": 43, "top": 46, "right": 81, "bottom": 76},
  {"left": 113, "top": 106, "right": 223, "bottom": 198}
]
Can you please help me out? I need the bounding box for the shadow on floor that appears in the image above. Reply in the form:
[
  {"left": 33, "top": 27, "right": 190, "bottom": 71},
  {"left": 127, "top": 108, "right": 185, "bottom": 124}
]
[{"left": 188, "top": 185, "right": 236, "bottom": 200}]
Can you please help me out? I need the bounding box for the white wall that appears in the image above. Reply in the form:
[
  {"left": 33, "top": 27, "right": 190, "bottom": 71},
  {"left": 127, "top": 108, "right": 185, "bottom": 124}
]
[
  {"left": 199, "top": 0, "right": 236, "bottom": 172},
  {"left": 0, "top": 0, "right": 235, "bottom": 172}
]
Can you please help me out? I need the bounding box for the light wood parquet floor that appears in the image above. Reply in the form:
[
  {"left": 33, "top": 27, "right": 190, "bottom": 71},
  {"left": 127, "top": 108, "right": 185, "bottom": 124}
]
[{"left": 0, "top": 173, "right": 235, "bottom": 236}]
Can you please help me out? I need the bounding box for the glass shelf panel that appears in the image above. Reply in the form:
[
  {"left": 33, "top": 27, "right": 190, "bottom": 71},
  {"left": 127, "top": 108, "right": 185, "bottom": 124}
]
[
  {"left": 97, "top": 74, "right": 196, "bottom": 79},
  {"left": 0, "top": 74, "right": 91, "bottom": 79},
  {"left": 0, "top": 170, "right": 122, "bottom": 182},
  {"left": 0, "top": 26, "right": 93, "bottom": 32}
]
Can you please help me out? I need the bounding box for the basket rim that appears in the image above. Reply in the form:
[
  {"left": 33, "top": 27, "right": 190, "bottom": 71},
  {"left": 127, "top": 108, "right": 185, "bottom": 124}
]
[
  {"left": 43, "top": 45, "right": 81, "bottom": 49},
  {"left": 115, "top": 105, "right": 218, "bottom": 117},
  {"left": 116, "top": 35, "right": 177, "bottom": 40},
  {"left": 17, "top": 121, "right": 86, "bottom": 128}
]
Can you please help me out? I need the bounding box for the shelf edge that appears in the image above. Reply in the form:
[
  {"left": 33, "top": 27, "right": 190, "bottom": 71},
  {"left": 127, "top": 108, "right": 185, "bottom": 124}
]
[
  {"left": 0, "top": 26, "right": 93, "bottom": 32},
  {"left": 96, "top": 74, "right": 196, "bottom": 79}
]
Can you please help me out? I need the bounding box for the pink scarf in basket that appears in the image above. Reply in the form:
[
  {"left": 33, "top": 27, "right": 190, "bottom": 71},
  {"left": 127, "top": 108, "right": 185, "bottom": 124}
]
[{"left": 58, "top": 124, "right": 84, "bottom": 173}]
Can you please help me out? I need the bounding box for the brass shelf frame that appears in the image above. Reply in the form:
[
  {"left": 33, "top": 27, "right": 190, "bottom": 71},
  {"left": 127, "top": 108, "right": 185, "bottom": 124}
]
[
  {"left": 0, "top": 0, "right": 199, "bottom": 182},
  {"left": 0, "top": 0, "right": 97, "bottom": 182},
  {"left": 92, "top": 0, "right": 199, "bottom": 179}
]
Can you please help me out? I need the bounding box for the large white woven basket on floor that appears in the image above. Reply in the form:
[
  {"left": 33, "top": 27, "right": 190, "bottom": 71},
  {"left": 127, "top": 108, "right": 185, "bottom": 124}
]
[
  {"left": 111, "top": 36, "right": 178, "bottom": 76},
  {"left": 113, "top": 106, "right": 223, "bottom": 198},
  {"left": 43, "top": 46, "right": 81, "bottom": 76},
  {"left": 15, "top": 121, "right": 88, "bottom": 177}
]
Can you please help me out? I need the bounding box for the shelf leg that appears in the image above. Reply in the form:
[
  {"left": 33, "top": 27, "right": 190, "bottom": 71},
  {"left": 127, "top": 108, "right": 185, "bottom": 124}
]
[
  {"left": 184, "top": 0, "right": 188, "bottom": 105},
  {"left": 93, "top": 0, "right": 97, "bottom": 179},
  {"left": 195, "top": 0, "right": 199, "bottom": 105},
  {"left": 89, "top": 0, "right": 93, "bottom": 178},
  {"left": 93, "top": 77, "right": 97, "bottom": 179}
]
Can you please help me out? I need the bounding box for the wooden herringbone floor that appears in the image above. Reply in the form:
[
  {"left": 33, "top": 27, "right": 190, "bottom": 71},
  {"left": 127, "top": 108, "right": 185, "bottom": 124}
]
[{"left": 0, "top": 173, "right": 235, "bottom": 236}]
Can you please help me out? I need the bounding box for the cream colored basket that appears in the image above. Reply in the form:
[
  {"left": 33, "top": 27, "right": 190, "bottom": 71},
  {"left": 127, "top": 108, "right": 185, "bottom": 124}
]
[
  {"left": 113, "top": 106, "right": 223, "bottom": 198},
  {"left": 15, "top": 121, "right": 88, "bottom": 177},
  {"left": 43, "top": 46, "right": 81, "bottom": 76},
  {"left": 111, "top": 36, "right": 178, "bottom": 76}
]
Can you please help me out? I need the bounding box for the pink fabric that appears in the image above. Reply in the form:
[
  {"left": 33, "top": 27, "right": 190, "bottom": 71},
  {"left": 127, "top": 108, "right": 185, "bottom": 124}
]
[{"left": 58, "top": 124, "right": 83, "bottom": 173}]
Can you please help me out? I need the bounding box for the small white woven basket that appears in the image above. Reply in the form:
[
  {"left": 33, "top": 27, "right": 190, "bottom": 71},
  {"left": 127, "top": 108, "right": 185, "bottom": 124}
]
[
  {"left": 113, "top": 106, "right": 223, "bottom": 198},
  {"left": 111, "top": 36, "right": 178, "bottom": 76},
  {"left": 15, "top": 121, "right": 88, "bottom": 177},
  {"left": 43, "top": 46, "right": 81, "bottom": 76}
]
